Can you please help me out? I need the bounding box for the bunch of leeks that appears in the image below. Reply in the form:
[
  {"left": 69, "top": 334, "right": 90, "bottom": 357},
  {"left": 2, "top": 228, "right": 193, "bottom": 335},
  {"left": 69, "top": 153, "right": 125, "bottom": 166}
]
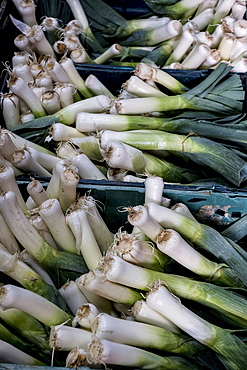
[{"left": 0, "top": 173, "right": 247, "bottom": 368}]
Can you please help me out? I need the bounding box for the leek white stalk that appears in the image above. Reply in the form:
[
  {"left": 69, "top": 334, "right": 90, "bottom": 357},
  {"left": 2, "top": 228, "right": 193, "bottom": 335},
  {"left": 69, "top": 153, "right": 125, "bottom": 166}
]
[
  {"left": 20, "top": 95, "right": 111, "bottom": 126},
  {"left": 46, "top": 123, "right": 86, "bottom": 142},
  {"left": 107, "top": 167, "right": 127, "bottom": 181},
  {"left": 12, "top": 51, "right": 28, "bottom": 67},
  {"left": 122, "top": 76, "right": 166, "bottom": 98},
  {"left": 45, "top": 60, "right": 71, "bottom": 85},
  {"left": 0, "top": 213, "right": 20, "bottom": 254},
  {"left": 126, "top": 205, "right": 164, "bottom": 242},
  {"left": 134, "top": 62, "right": 187, "bottom": 94},
  {"left": 41, "top": 17, "right": 60, "bottom": 38},
  {"left": 53, "top": 40, "right": 67, "bottom": 54},
  {"left": 160, "top": 197, "right": 170, "bottom": 208},
  {"left": 59, "top": 56, "right": 94, "bottom": 98},
  {"left": 146, "top": 283, "right": 247, "bottom": 370},
  {"left": 14, "top": 34, "right": 32, "bottom": 52},
  {"left": 45, "top": 159, "right": 73, "bottom": 199},
  {"left": 70, "top": 47, "right": 94, "bottom": 64},
  {"left": 104, "top": 141, "right": 146, "bottom": 174},
  {"left": 218, "top": 33, "right": 237, "bottom": 60},
  {"left": 0, "top": 285, "right": 70, "bottom": 326},
  {"left": 41, "top": 91, "right": 61, "bottom": 115},
  {"left": 199, "top": 49, "right": 221, "bottom": 69},
  {"left": 118, "top": 89, "right": 138, "bottom": 100},
  {"left": 65, "top": 0, "right": 89, "bottom": 30},
  {"left": 232, "top": 1, "right": 247, "bottom": 20},
  {"left": 59, "top": 280, "right": 88, "bottom": 315},
  {"left": 0, "top": 165, "right": 27, "bottom": 213},
  {"left": 230, "top": 36, "right": 247, "bottom": 62},
  {"left": 0, "top": 339, "right": 44, "bottom": 365},
  {"left": 234, "top": 19, "right": 247, "bottom": 37},
  {"left": 56, "top": 141, "right": 80, "bottom": 159},
  {"left": 145, "top": 20, "right": 183, "bottom": 46},
  {"left": 194, "top": 0, "right": 217, "bottom": 16},
  {"left": 76, "top": 112, "right": 117, "bottom": 132},
  {"left": 131, "top": 300, "right": 181, "bottom": 333},
  {"left": 27, "top": 25, "right": 55, "bottom": 56},
  {"left": 171, "top": 202, "right": 196, "bottom": 220},
  {"left": 39, "top": 198, "right": 77, "bottom": 254},
  {"left": 223, "top": 15, "right": 237, "bottom": 33},
  {"left": 65, "top": 19, "right": 83, "bottom": 35},
  {"left": 26, "top": 209, "right": 58, "bottom": 249},
  {"left": 18, "top": 97, "right": 29, "bottom": 115},
  {"left": 0, "top": 128, "right": 18, "bottom": 161},
  {"left": 92, "top": 312, "right": 204, "bottom": 356},
  {"left": 75, "top": 195, "right": 114, "bottom": 253},
  {"left": 76, "top": 270, "right": 142, "bottom": 306},
  {"left": 34, "top": 70, "right": 53, "bottom": 90},
  {"left": 2, "top": 128, "right": 55, "bottom": 156},
  {"left": 49, "top": 324, "right": 92, "bottom": 351},
  {"left": 13, "top": 63, "right": 34, "bottom": 84},
  {"left": 11, "top": 148, "right": 52, "bottom": 177},
  {"left": 157, "top": 229, "right": 235, "bottom": 285},
  {"left": 66, "top": 348, "right": 88, "bottom": 368},
  {"left": 231, "top": 58, "right": 247, "bottom": 72},
  {"left": 59, "top": 168, "right": 79, "bottom": 212},
  {"left": 123, "top": 16, "right": 171, "bottom": 36},
  {"left": 26, "top": 179, "right": 49, "bottom": 207},
  {"left": 66, "top": 208, "right": 102, "bottom": 269},
  {"left": 20, "top": 111, "right": 35, "bottom": 123},
  {"left": 165, "top": 27, "right": 195, "bottom": 65},
  {"left": 72, "top": 303, "right": 100, "bottom": 329},
  {"left": 64, "top": 34, "right": 83, "bottom": 51},
  {"left": 53, "top": 83, "right": 75, "bottom": 108},
  {"left": 87, "top": 337, "right": 195, "bottom": 370},
  {"left": 182, "top": 43, "right": 211, "bottom": 69},
  {"left": 27, "top": 147, "right": 60, "bottom": 172},
  {"left": 17, "top": 0, "right": 37, "bottom": 27},
  {"left": 94, "top": 44, "right": 122, "bottom": 64},
  {"left": 1, "top": 93, "right": 20, "bottom": 130},
  {"left": 20, "top": 250, "right": 55, "bottom": 287},
  {"left": 70, "top": 135, "right": 105, "bottom": 161},
  {"left": 8, "top": 73, "right": 47, "bottom": 118},
  {"left": 195, "top": 31, "right": 214, "bottom": 47},
  {"left": 29, "top": 62, "right": 43, "bottom": 79},
  {"left": 108, "top": 229, "right": 169, "bottom": 271},
  {"left": 144, "top": 175, "right": 164, "bottom": 204},
  {"left": 72, "top": 153, "right": 107, "bottom": 180},
  {"left": 77, "top": 283, "right": 114, "bottom": 315},
  {"left": 85, "top": 74, "right": 115, "bottom": 98}
]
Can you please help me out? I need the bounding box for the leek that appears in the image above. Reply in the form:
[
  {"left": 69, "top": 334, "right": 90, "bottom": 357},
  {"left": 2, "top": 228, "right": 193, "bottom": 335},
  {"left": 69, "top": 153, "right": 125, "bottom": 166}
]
[
  {"left": 99, "top": 129, "right": 247, "bottom": 187},
  {"left": 98, "top": 254, "right": 247, "bottom": 327},
  {"left": 0, "top": 285, "right": 71, "bottom": 327},
  {"left": 0, "top": 191, "right": 88, "bottom": 285},
  {"left": 146, "top": 282, "right": 247, "bottom": 370},
  {"left": 87, "top": 337, "right": 198, "bottom": 370},
  {"left": 147, "top": 202, "right": 247, "bottom": 287},
  {"left": 92, "top": 312, "right": 205, "bottom": 356}
]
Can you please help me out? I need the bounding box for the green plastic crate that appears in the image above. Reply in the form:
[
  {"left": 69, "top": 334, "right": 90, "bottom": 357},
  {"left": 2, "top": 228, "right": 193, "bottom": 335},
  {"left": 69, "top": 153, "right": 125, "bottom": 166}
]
[{"left": 17, "top": 178, "right": 247, "bottom": 231}]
